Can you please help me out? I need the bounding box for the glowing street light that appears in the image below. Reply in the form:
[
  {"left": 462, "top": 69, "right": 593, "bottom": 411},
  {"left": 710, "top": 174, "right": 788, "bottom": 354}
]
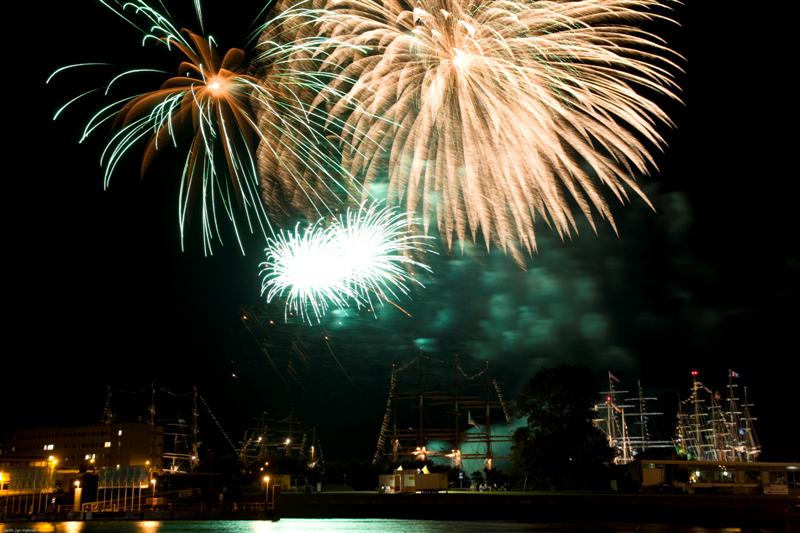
[{"left": 263, "top": 475, "right": 271, "bottom": 511}]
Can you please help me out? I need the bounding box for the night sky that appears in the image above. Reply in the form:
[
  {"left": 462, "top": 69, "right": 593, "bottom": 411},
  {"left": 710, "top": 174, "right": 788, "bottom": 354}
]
[{"left": 5, "top": 1, "right": 798, "bottom": 462}]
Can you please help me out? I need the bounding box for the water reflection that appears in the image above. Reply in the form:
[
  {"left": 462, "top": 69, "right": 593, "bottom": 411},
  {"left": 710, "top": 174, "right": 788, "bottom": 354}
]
[{"left": 0, "top": 521, "right": 749, "bottom": 533}]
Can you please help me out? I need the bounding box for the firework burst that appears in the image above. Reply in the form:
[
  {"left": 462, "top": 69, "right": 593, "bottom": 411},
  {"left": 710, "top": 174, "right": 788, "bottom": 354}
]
[
  {"left": 259, "top": 202, "right": 432, "bottom": 323},
  {"left": 268, "top": 0, "right": 682, "bottom": 262},
  {"left": 253, "top": 6, "right": 374, "bottom": 221},
  {"left": 50, "top": 0, "right": 352, "bottom": 253}
]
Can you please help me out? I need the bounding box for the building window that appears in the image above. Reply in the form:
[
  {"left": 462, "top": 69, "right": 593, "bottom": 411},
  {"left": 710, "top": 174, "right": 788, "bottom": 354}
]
[
  {"left": 43, "top": 444, "right": 54, "bottom": 451},
  {"left": 104, "top": 441, "right": 112, "bottom": 448}
]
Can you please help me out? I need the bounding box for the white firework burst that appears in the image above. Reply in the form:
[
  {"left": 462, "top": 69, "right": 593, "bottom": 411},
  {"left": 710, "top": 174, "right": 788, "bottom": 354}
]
[{"left": 260, "top": 202, "right": 432, "bottom": 323}]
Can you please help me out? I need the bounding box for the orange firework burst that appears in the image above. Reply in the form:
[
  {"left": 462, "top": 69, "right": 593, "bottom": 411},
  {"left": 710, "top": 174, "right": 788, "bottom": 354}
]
[
  {"left": 118, "top": 31, "right": 263, "bottom": 249},
  {"left": 51, "top": 1, "right": 349, "bottom": 253}
]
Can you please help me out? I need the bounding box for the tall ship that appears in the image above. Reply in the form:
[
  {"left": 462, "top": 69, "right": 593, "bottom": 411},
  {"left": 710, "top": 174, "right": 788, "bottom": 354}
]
[
  {"left": 593, "top": 372, "right": 672, "bottom": 464},
  {"left": 372, "top": 354, "right": 514, "bottom": 472},
  {"left": 674, "top": 369, "right": 760, "bottom": 462}
]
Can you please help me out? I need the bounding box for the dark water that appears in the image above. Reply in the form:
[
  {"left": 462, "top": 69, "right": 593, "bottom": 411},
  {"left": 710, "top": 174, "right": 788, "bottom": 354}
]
[{"left": 0, "top": 521, "right": 758, "bottom": 533}]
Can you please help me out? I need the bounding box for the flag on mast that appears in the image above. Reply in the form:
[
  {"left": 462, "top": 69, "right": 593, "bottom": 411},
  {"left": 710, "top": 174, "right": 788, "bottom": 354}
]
[
  {"left": 608, "top": 371, "right": 620, "bottom": 383},
  {"left": 729, "top": 369, "right": 740, "bottom": 378}
]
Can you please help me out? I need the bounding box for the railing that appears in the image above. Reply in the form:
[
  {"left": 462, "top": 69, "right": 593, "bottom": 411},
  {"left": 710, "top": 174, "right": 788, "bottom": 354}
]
[
  {"left": 0, "top": 492, "right": 58, "bottom": 516},
  {"left": 81, "top": 501, "right": 269, "bottom": 513},
  {"left": 0, "top": 502, "right": 78, "bottom": 519}
]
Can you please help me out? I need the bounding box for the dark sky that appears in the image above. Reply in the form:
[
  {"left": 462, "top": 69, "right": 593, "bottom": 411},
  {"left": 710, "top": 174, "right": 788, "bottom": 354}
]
[{"left": 5, "top": 1, "right": 798, "bottom": 462}]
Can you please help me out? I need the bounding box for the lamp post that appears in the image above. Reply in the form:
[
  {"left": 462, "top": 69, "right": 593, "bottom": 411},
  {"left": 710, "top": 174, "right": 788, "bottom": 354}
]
[
  {"left": 150, "top": 478, "right": 157, "bottom": 509},
  {"left": 263, "top": 475, "right": 270, "bottom": 511},
  {"left": 73, "top": 480, "right": 82, "bottom": 513},
  {"left": 47, "top": 456, "right": 58, "bottom": 513}
]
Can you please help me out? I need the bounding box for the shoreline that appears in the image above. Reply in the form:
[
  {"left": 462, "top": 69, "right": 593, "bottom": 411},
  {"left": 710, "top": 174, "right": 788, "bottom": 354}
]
[{"left": 2, "top": 492, "right": 798, "bottom": 529}]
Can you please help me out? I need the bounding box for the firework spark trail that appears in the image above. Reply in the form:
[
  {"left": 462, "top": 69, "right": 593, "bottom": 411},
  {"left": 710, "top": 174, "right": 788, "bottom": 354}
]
[
  {"left": 50, "top": 0, "right": 360, "bottom": 254},
  {"left": 259, "top": 202, "right": 433, "bottom": 324},
  {"left": 322, "top": 331, "right": 355, "bottom": 386},
  {"left": 253, "top": 7, "right": 381, "bottom": 221},
  {"left": 264, "top": 0, "right": 683, "bottom": 263}
]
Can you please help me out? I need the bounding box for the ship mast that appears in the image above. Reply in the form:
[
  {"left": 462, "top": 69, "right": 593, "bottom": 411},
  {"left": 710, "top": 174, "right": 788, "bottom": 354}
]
[
  {"left": 741, "top": 386, "right": 761, "bottom": 461},
  {"left": 372, "top": 354, "right": 512, "bottom": 468},
  {"left": 624, "top": 379, "right": 666, "bottom": 453},
  {"left": 599, "top": 372, "right": 632, "bottom": 464},
  {"left": 688, "top": 370, "right": 711, "bottom": 460},
  {"left": 637, "top": 380, "right": 648, "bottom": 450},
  {"left": 724, "top": 369, "right": 743, "bottom": 460}
]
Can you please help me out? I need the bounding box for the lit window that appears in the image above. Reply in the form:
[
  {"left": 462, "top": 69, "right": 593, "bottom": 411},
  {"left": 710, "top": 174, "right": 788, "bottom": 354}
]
[
  {"left": 118, "top": 430, "right": 123, "bottom": 436},
  {"left": 43, "top": 444, "right": 54, "bottom": 451},
  {"left": 104, "top": 442, "right": 112, "bottom": 448}
]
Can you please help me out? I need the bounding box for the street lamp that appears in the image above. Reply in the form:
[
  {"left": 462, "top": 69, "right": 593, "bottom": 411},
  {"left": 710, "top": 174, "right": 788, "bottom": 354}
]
[
  {"left": 263, "top": 475, "right": 270, "bottom": 510},
  {"left": 73, "top": 480, "right": 83, "bottom": 513},
  {"left": 150, "top": 478, "right": 157, "bottom": 508}
]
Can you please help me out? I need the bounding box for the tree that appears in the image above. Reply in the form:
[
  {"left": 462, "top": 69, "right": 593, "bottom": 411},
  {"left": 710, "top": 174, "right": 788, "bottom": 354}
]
[{"left": 512, "top": 364, "right": 613, "bottom": 489}]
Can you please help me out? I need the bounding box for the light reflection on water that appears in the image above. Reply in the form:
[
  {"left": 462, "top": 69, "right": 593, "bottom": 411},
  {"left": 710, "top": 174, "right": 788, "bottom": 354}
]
[{"left": 0, "top": 521, "right": 747, "bottom": 533}]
